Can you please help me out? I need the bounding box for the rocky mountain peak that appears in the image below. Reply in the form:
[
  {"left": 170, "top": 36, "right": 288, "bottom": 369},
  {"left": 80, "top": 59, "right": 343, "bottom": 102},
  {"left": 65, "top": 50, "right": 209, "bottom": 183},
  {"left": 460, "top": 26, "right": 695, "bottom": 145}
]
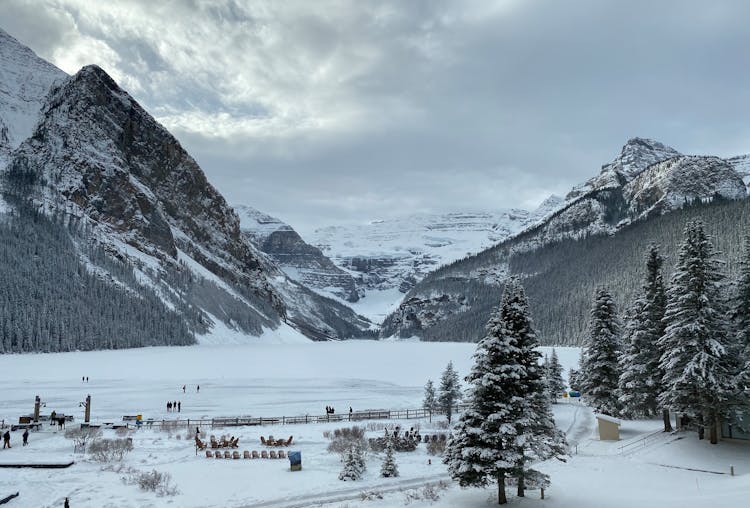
[
  {"left": 602, "top": 137, "right": 681, "bottom": 178},
  {"left": 0, "top": 28, "right": 66, "bottom": 168}
]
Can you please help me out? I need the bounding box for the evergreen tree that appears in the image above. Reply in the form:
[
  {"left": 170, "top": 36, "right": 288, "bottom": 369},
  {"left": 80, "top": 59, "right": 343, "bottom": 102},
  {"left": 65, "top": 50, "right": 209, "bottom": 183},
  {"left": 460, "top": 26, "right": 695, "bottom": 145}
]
[
  {"left": 658, "top": 221, "right": 738, "bottom": 444},
  {"left": 438, "top": 361, "right": 461, "bottom": 424},
  {"left": 380, "top": 437, "right": 399, "bottom": 478},
  {"left": 733, "top": 233, "right": 750, "bottom": 353},
  {"left": 423, "top": 379, "right": 437, "bottom": 413},
  {"left": 546, "top": 349, "right": 565, "bottom": 403},
  {"left": 444, "top": 278, "right": 566, "bottom": 504},
  {"left": 618, "top": 245, "right": 667, "bottom": 421},
  {"left": 338, "top": 446, "right": 363, "bottom": 481},
  {"left": 580, "top": 287, "right": 621, "bottom": 415}
]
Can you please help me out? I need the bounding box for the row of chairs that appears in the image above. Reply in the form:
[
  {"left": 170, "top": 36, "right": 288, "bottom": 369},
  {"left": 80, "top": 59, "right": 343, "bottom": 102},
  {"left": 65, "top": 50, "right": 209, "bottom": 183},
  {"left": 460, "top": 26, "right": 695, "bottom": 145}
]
[
  {"left": 260, "top": 435, "right": 293, "bottom": 447},
  {"left": 206, "top": 449, "right": 286, "bottom": 460}
]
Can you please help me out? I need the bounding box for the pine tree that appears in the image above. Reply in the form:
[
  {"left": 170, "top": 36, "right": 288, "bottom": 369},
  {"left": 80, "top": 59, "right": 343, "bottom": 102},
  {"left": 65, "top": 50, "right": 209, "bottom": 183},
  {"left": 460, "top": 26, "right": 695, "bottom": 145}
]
[
  {"left": 444, "top": 278, "right": 566, "bottom": 504},
  {"left": 338, "top": 446, "right": 363, "bottom": 481},
  {"left": 618, "top": 245, "right": 667, "bottom": 421},
  {"left": 658, "top": 221, "right": 738, "bottom": 444},
  {"left": 580, "top": 287, "right": 621, "bottom": 416},
  {"left": 733, "top": 233, "right": 750, "bottom": 353},
  {"left": 438, "top": 361, "right": 461, "bottom": 424},
  {"left": 380, "top": 437, "right": 399, "bottom": 478},
  {"left": 546, "top": 349, "right": 565, "bottom": 403},
  {"left": 423, "top": 379, "right": 437, "bottom": 413}
]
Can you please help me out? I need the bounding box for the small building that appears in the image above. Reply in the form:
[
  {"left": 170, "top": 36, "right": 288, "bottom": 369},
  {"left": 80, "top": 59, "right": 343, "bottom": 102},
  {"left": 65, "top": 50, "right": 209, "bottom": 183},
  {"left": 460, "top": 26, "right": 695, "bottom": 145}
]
[{"left": 595, "top": 413, "right": 621, "bottom": 441}]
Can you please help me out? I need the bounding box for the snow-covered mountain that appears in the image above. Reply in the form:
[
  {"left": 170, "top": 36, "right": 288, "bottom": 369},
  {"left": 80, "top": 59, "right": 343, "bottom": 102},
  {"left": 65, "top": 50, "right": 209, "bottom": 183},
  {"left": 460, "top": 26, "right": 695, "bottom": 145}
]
[
  {"left": 236, "top": 205, "right": 360, "bottom": 303},
  {"left": 0, "top": 29, "right": 369, "bottom": 348},
  {"left": 382, "top": 138, "right": 749, "bottom": 341},
  {"left": 307, "top": 207, "right": 556, "bottom": 315},
  {"left": 0, "top": 29, "right": 66, "bottom": 169}
]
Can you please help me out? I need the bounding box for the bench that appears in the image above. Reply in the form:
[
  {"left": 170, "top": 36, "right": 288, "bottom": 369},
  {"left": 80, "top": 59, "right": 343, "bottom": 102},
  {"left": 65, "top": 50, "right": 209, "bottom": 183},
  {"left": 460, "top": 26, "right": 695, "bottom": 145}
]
[{"left": 10, "top": 423, "right": 41, "bottom": 432}]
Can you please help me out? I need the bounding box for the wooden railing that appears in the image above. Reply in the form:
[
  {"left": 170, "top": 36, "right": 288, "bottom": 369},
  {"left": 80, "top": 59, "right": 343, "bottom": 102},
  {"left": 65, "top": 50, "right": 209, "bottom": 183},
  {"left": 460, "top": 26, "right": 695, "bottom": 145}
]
[{"left": 119, "top": 404, "right": 471, "bottom": 430}]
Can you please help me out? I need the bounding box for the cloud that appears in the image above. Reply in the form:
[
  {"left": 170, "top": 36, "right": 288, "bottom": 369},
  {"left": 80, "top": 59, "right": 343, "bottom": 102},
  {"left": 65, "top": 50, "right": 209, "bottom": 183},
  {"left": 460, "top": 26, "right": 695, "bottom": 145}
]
[{"left": 3, "top": 0, "right": 750, "bottom": 235}]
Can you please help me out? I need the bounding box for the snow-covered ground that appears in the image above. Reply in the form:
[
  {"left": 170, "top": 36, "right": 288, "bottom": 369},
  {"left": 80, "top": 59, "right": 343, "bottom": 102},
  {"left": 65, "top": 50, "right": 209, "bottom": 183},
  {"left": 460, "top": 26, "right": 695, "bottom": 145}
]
[{"left": 0, "top": 343, "right": 746, "bottom": 508}]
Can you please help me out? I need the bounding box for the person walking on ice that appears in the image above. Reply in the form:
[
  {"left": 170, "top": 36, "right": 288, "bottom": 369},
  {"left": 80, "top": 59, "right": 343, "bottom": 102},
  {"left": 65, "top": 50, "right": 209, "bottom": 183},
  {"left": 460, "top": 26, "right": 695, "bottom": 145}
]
[
  {"left": 22, "top": 429, "right": 29, "bottom": 446},
  {"left": 182, "top": 385, "right": 186, "bottom": 393},
  {"left": 197, "top": 385, "right": 200, "bottom": 393},
  {"left": 2, "top": 430, "right": 10, "bottom": 449}
]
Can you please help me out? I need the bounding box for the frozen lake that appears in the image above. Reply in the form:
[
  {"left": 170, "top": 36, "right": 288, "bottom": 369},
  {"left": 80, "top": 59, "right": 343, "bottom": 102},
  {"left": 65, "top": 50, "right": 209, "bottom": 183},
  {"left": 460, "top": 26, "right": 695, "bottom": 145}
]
[{"left": 0, "top": 342, "right": 581, "bottom": 423}]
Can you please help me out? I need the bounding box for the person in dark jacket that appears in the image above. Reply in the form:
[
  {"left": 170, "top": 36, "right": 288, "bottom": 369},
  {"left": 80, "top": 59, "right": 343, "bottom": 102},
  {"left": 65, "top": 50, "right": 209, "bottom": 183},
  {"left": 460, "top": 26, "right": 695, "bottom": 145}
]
[
  {"left": 64, "top": 497, "right": 70, "bottom": 508},
  {"left": 2, "top": 430, "right": 10, "bottom": 449},
  {"left": 177, "top": 401, "right": 181, "bottom": 412},
  {"left": 22, "top": 429, "right": 29, "bottom": 446}
]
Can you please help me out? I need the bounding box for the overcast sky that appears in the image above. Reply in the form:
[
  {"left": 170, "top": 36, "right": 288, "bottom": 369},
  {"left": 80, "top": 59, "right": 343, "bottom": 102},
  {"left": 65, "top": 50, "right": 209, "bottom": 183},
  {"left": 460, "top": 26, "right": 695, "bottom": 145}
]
[{"left": 3, "top": 0, "right": 750, "bottom": 235}]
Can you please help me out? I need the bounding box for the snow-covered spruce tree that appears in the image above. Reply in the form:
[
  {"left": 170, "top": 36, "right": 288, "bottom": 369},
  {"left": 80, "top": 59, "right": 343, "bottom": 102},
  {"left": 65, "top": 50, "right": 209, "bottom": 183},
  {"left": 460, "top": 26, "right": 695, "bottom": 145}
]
[
  {"left": 580, "top": 287, "right": 621, "bottom": 416},
  {"left": 338, "top": 447, "right": 363, "bottom": 481},
  {"left": 380, "top": 437, "right": 399, "bottom": 478},
  {"left": 658, "top": 221, "right": 739, "bottom": 444},
  {"left": 730, "top": 235, "right": 750, "bottom": 426},
  {"left": 546, "top": 349, "right": 565, "bottom": 403},
  {"left": 618, "top": 244, "right": 667, "bottom": 421},
  {"left": 444, "top": 277, "right": 566, "bottom": 504},
  {"left": 438, "top": 361, "right": 461, "bottom": 424},
  {"left": 423, "top": 379, "right": 438, "bottom": 414},
  {"left": 733, "top": 233, "right": 750, "bottom": 353}
]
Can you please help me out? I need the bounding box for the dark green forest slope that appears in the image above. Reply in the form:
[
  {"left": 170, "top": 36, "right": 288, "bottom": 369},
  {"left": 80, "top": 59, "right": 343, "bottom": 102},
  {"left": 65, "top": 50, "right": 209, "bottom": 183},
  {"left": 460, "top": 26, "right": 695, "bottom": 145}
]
[{"left": 383, "top": 198, "right": 750, "bottom": 344}]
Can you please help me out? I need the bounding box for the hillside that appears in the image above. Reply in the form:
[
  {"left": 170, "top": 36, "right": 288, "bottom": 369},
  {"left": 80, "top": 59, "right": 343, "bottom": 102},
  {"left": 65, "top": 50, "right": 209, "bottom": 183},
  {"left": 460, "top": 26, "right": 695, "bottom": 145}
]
[{"left": 383, "top": 139, "right": 750, "bottom": 344}]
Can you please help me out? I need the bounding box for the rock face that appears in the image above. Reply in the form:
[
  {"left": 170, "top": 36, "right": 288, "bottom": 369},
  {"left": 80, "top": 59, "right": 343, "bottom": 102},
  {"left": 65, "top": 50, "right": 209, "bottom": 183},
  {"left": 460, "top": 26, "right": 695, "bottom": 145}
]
[
  {"left": 236, "top": 205, "right": 360, "bottom": 302},
  {"left": 0, "top": 29, "right": 66, "bottom": 168},
  {"left": 383, "top": 138, "right": 749, "bottom": 341},
  {"left": 2, "top": 44, "right": 369, "bottom": 344}
]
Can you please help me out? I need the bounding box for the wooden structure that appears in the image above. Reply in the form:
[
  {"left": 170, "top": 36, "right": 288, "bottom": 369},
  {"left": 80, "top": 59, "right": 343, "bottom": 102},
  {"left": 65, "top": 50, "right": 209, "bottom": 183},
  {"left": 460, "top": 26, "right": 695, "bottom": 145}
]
[{"left": 595, "top": 413, "right": 621, "bottom": 441}]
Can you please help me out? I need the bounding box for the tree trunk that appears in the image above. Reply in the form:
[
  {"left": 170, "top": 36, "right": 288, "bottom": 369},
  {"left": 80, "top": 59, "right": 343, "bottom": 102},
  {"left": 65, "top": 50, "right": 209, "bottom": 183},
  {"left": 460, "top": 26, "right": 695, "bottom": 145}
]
[
  {"left": 662, "top": 409, "right": 672, "bottom": 432},
  {"left": 710, "top": 414, "right": 719, "bottom": 444},
  {"left": 517, "top": 472, "right": 525, "bottom": 498},
  {"left": 498, "top": 471, "right": 507, "bottom": 505}
]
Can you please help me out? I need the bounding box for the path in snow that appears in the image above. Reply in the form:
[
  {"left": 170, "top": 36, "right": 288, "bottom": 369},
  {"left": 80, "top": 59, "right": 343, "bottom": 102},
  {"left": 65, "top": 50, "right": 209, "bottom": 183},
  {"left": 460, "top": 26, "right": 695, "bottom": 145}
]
[{"left": 245, "top": 474, "right": 451, "bottom": 508}]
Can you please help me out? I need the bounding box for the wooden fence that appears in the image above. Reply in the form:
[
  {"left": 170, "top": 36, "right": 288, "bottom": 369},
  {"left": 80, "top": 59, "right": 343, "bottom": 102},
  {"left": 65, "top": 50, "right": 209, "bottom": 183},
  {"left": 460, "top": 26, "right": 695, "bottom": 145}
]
[{"left": 119, "top": 404, "right": 471, "bottom": 431}]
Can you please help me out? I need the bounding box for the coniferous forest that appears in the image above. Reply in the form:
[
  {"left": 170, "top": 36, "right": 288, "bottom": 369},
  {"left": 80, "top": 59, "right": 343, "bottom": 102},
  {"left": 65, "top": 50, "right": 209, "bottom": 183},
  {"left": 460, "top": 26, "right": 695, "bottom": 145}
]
[
  {"left": 0, "top": 204, "right": 195, "bottom": 352},
  {"left": 390, "top": 197, "right": 750, "bottom": 345}
]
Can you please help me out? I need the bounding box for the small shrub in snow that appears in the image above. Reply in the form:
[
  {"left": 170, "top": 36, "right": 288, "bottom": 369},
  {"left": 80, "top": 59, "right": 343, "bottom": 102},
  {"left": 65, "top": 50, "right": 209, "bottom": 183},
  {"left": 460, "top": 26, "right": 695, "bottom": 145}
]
[
  {"left": 359, "top": 490, "right": 384, "bottom": 501},
  {"left": 88, "top": 438, "right": 134, "bottom": 462},
  {"left": 129, "top": 469, "right": 179, "bottom": 496},
  {"left": 65, "top": 427, "right": 102, "bottom": 453},
  {"left": 402, "top": 481, "right": 448, "bottom": 505},
  {"left": 115, "top": 427, "right": 133, "bottom": 437},
  {"left": 426, "top": 439, "right": 446, "bottom": 456},
  {"left": 327, "top": 426, "right": 367, "bottom": 456},
  {"left": 365, "top": 422, "right": 388, "bottom": 432},
  {"left": 369, "top": 428, "right": 418, "bottom": 453}
]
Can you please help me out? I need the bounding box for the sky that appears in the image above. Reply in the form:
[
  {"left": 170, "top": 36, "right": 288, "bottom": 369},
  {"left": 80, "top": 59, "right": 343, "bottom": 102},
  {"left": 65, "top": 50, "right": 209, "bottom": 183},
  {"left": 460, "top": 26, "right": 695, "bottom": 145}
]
[{"left": 2, "top": 0, "right": 750, "bottom": 235}]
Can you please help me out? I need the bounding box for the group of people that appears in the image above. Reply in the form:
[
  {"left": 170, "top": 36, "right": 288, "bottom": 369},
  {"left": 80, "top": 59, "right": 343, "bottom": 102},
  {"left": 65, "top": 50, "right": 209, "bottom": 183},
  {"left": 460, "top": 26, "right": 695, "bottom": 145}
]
[
  {"left": 325, "top": 405, "right": 336, "bottom": 414},
  {"left": 1, "top": 428, "right": 29, "bottom": 449},
  {"left": 81, "top": 376, "right": 89, "bottom": 383},
  {"left": 181, "top": 384, "right": 200, "bottom": 393},
  {"left": 166, "top": 401, "right": 182, "bottom": 412}
]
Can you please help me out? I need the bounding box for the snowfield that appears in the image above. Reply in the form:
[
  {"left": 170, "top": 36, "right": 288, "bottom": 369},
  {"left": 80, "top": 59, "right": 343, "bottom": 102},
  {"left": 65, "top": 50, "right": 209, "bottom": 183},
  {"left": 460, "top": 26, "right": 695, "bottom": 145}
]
[{"left": 0, "top": 343, "right": 746, "bottom": 508}]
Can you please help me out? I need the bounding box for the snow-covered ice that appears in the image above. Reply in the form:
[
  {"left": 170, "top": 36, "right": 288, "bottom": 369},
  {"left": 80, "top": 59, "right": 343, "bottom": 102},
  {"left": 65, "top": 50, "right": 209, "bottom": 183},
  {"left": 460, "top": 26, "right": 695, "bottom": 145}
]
[{"left": 0, "top": 343, "right": 746, "bottom": 508}]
